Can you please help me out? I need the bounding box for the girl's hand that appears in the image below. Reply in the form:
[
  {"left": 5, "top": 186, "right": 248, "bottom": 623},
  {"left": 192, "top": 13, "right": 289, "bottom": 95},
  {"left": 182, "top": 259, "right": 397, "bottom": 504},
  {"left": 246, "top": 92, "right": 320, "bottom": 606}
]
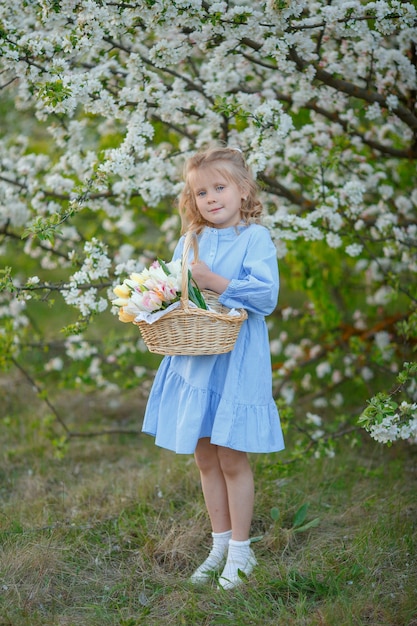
[
  {"left": 190, "top": 261, "right": 211, "bottom": 288},
  {"left": 191, "top": 261, "right": 230, "bottom": 294}
]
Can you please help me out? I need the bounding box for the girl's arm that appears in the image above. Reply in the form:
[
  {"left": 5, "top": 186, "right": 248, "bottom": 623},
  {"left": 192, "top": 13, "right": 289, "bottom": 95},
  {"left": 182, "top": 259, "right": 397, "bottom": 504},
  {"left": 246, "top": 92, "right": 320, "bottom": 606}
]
[
  {"left": 218, "top": 228, "right": 279, "bottom": 316},
  {"left": 190, "top": 261, "right": 230, "bottom": 294}
]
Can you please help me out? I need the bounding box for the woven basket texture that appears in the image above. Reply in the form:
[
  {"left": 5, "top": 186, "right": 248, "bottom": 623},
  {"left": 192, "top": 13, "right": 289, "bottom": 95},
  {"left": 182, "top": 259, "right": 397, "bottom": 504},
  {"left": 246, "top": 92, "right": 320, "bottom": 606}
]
[{"left": 135, "top": 232, "right": 247, "bottom": 355}]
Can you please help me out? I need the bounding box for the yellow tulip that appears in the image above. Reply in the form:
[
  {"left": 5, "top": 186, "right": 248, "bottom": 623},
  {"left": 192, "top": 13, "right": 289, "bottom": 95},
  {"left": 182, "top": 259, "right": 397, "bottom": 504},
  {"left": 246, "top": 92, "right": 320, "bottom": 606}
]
[
  {"left": 112, "top": 297, "right": 130, "bottom": 306},
  {"left": 130, "top": 272, "right": 146, "bottom": 285},
  {"left": 118, "top": 307, "right": 136, "bottom": 323},
  {"left": 113, "top": 283, "right": 130, "bottom": 298}
]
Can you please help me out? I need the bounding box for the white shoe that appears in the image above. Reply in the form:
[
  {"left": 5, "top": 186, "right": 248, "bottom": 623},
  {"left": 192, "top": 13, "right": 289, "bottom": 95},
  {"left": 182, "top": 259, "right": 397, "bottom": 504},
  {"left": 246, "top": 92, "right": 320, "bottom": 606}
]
[
  {"left": 189, "top": 554, "right": 225, "bottom": 584},
  {"left": 218, "top": 548, "right": 257, "bottom": 590}
]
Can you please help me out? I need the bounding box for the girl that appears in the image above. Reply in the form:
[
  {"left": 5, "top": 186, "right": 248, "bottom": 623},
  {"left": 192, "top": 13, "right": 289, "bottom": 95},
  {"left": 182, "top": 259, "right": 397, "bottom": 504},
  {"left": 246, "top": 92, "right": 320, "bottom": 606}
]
[{"left": 142, "top": 146, "right": 284, "bottom": 590}]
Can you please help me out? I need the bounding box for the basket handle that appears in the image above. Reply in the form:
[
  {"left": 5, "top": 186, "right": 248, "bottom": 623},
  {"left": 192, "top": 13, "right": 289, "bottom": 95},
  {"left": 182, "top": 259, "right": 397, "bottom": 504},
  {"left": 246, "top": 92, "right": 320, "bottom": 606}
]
[{"left": 181, "top": 231, "right": 199, "bottom": 311}]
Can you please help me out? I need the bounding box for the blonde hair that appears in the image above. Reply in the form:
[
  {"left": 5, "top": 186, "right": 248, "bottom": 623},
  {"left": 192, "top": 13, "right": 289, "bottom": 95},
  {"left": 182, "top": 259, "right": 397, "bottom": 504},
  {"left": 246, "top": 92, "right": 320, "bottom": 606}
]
[{"left": 178, "top": 147, "right": 263, "bottom": 234}]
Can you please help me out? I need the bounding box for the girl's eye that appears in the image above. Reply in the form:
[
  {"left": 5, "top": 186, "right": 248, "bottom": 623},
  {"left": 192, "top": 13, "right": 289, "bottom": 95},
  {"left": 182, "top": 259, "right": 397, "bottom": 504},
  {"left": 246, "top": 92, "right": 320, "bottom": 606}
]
[
  {"left": 216, "top": 185, "right": 225, "bottom": 192},
  {"left": 197, "top": 191, "right": 206, "bottom": 197}
]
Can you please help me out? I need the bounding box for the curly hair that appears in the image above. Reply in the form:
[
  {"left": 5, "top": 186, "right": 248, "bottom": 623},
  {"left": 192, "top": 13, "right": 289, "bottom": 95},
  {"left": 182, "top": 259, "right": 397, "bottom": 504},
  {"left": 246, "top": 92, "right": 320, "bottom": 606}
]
[{"left": 177, "top": 147, "right": 263, "bottom": 234}]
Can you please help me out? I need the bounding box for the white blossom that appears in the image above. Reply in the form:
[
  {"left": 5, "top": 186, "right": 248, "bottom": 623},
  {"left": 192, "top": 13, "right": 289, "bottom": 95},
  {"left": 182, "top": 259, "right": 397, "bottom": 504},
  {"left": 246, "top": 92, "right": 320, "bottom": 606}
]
[
  {"left": 326, "top": 233, "right": 343, "bottom": 248},
  {"left": 44, "top": 357, "right": 64, "bottom": 372},
  {"left": 316, "top": 362, "right": 331, "bottom": 378},
  {"left": 346, "top": 244, "right": 363, "bottom": 257},
  {"left": 26, "top": 276, "right": 40, "bottom": 285}
]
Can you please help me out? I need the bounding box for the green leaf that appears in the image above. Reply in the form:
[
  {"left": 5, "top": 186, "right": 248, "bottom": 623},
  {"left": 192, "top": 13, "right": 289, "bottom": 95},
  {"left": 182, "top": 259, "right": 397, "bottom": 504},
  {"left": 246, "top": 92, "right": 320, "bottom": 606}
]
[
  {"left": 270, "top": 506, "right": 280, "bottom": 522},
  {"left": 193, "top": 285, "right": 208, "bottom": 310},
  {"left": 157, "top": 258, "right": 171, "bottom": 277},
  {"left": 293, "top": 503, "right": 309, "bottom": 529},
  {"left": 0, "top": 267, "right": 14, "bottom": 293},
  {"left": 187, "top": 278, "right": 198, "bottom": 304},
  {"left": 187, "top": 271, "right": 208, "bottom": 310},
  {"left": 293, "top": 518, "right": 321, "bottom": 534}
]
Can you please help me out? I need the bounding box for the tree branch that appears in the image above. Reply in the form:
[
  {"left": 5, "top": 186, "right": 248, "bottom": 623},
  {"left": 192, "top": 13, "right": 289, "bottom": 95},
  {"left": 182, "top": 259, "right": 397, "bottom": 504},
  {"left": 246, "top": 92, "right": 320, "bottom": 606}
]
[
  {"left": 0, "top": 174, "right": 28, "bottom": 191},
  {"left": 287, "top": 13, "right": 403, "bottom": 31},
  {"left": 102, "top": 36, "right": 211, "bottom": 100},
  {"left": 238, "top": 41, "right": 416, "bottom": 157},
  {"left": 302, "top": 100, "right": 412, "bottom": 158},
  {"left": 289, "top": 48, "right": 417, "bottom": 137},
  {"left": 11, "top": 357, "right": 70, "bottom": 435},
  {"left": 0, "top": 75, "right": 18, "bottom": 90},
  {"left": 258, "top": 173, "right": 315, "bottom": 211},
  {"left": 11, "top": 357, "right": 141, "bottom": 440},
  {"left": 68, "top": 428, "right": 139, "bottom": 438},
  {"left": 0, "top": 223, "right": 72, "bottom": 260},
  {"left": 272, "top": 311, "right": 409, "bottom": 380}
]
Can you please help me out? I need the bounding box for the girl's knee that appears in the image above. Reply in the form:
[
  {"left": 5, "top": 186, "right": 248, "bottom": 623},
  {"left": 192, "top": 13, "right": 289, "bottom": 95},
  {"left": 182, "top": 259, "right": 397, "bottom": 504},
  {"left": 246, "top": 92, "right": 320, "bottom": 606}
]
[
  {"left": 194, "top": 438, "right": 219, "bottom": 472},
  {"left": 217, "top": 447, "right": 249, "bottom": 476}
]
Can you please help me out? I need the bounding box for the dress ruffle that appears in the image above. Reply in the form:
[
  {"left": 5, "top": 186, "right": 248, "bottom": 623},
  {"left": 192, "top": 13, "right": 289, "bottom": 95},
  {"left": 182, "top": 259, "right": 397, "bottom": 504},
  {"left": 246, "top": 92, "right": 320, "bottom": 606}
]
[{"left": 142, "top": 365, "right": 284, "bottom": 454}]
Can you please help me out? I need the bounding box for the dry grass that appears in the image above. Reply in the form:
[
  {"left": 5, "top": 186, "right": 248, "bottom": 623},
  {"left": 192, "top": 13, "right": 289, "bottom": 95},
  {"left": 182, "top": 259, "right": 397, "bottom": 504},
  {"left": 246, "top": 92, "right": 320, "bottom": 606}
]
[{"left": 1, "top": 373, "right": 416, "bottom": 625}]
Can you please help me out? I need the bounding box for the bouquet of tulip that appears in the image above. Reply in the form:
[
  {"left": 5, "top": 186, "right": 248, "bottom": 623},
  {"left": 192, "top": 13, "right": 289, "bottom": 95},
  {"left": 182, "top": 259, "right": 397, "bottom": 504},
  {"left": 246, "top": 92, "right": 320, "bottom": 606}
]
[{"left": 112, "top": 257, "right": 207, "bottom": 324}]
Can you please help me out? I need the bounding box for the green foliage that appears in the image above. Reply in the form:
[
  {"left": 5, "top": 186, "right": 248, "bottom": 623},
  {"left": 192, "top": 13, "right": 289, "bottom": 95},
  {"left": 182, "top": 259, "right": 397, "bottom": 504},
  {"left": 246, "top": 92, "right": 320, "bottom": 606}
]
[
  {"left": 187, "top": 271, "right": 208, "bottom": 310},
  {"left": 51, "top": 0, "right": 62, "bottom": 13},
  {"left": 360, "top": 394, "right": 398, "bottom": 428},
  {"left": 270, "top": 506, "right": 280, "bottom": 522},
  {"left": 22, "top": 205, "right": 81, "bottom": 243},
  {"left": 397, "top": 310, "right": 417, "bottom": 344},
  {"left": 37, "top": 80, "right": 72, "bottom": 106},
  {"left": 268, "top": 0, "right": 291, "bottom": 11},
  {"left": 61, "top": 317, "right": 91, "bottom": 336},
  {"left": 359, "top": 361, "right": 417, "bottom": 443},
  {"left": 0, "top": 319, "right": 17, "bottom": 370},
  {"left": 0, "top": 266, "right": 14, "bottom": 293},
  {"left": 269, "top": 502, "right": 321, "bottom": 534},
  {"left": 291, "top": 503, "right": 321, "bottom": 534},
  {"left": 283, "top": 241, "right": 346, "bottom": 328}
]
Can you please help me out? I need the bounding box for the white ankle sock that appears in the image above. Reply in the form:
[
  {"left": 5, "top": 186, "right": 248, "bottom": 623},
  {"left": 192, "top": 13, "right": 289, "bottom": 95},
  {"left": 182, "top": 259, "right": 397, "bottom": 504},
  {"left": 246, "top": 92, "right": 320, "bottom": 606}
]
[
  {"left": 190, "top": 530, "right": 232, "bottom": 583},
  {"left": 211, "top": 529, "right": 233, "bottom": 558},
  {"left": 218, "top": 539, "right": 257, "bottom": 590}
]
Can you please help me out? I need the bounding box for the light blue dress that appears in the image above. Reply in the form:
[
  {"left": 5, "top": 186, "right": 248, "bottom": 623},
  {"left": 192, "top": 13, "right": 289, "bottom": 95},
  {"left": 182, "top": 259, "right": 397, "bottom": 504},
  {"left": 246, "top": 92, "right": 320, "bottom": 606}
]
[{"left": 142, "top": 223, "right": 285, "bottom": 455}]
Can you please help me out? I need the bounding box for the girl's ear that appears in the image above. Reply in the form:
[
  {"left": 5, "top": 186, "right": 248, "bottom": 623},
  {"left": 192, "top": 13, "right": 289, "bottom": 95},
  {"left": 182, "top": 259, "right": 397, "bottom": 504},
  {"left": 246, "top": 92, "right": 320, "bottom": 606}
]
[{"left": 240, "top": 184, "right": 249, "bottom": 201}]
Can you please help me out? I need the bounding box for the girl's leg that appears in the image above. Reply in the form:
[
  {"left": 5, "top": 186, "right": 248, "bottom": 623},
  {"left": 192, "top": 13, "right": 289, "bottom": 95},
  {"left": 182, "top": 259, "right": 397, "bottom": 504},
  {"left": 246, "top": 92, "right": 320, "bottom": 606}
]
[
  {"left": 190, "top": 438, "right": 231, "bottom": 583},
  {"left": 191, "top": 440, "right": 257, "bottom": 588},
  {"left": 194, "top": 437, "right": 231, "bottom": 532},
  {"left": 217, "top": 446, "right": 254, "bottom": 540},
  {"left": 216, "top": 446, "right": 257, "bottom": 589}
]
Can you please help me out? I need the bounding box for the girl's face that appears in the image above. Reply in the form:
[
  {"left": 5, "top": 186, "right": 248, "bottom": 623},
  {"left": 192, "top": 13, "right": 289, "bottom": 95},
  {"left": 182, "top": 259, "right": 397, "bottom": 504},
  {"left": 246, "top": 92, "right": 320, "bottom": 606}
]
[{"left": 190, "top": 166, "right": 246, "bottom": 229}]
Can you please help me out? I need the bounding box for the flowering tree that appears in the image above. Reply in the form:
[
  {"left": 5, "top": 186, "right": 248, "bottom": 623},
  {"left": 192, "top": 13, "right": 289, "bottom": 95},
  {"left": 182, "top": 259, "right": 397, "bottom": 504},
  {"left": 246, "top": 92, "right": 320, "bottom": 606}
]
[{"left": 1, "top": 0, "right": 416, "bottom": 451}]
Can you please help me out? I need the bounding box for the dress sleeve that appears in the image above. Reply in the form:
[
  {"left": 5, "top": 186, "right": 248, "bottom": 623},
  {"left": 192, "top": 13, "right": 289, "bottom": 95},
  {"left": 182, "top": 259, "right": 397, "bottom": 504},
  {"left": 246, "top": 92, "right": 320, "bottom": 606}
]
[{"left": 218, "top": 227, "right": 279, "bottom": 316}]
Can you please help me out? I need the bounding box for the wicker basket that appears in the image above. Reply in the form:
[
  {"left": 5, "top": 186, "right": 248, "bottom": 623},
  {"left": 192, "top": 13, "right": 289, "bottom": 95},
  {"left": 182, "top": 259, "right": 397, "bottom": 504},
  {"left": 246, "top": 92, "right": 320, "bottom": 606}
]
[{"left": 134, "top": 231, "right": 247, "bottom": 355}]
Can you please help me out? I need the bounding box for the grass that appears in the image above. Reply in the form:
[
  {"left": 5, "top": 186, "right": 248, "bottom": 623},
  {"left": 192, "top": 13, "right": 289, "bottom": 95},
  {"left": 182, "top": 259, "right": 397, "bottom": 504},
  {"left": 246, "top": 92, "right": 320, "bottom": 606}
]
[{"left": 1, "top": 372, "right": 417, "bottom": 625}]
